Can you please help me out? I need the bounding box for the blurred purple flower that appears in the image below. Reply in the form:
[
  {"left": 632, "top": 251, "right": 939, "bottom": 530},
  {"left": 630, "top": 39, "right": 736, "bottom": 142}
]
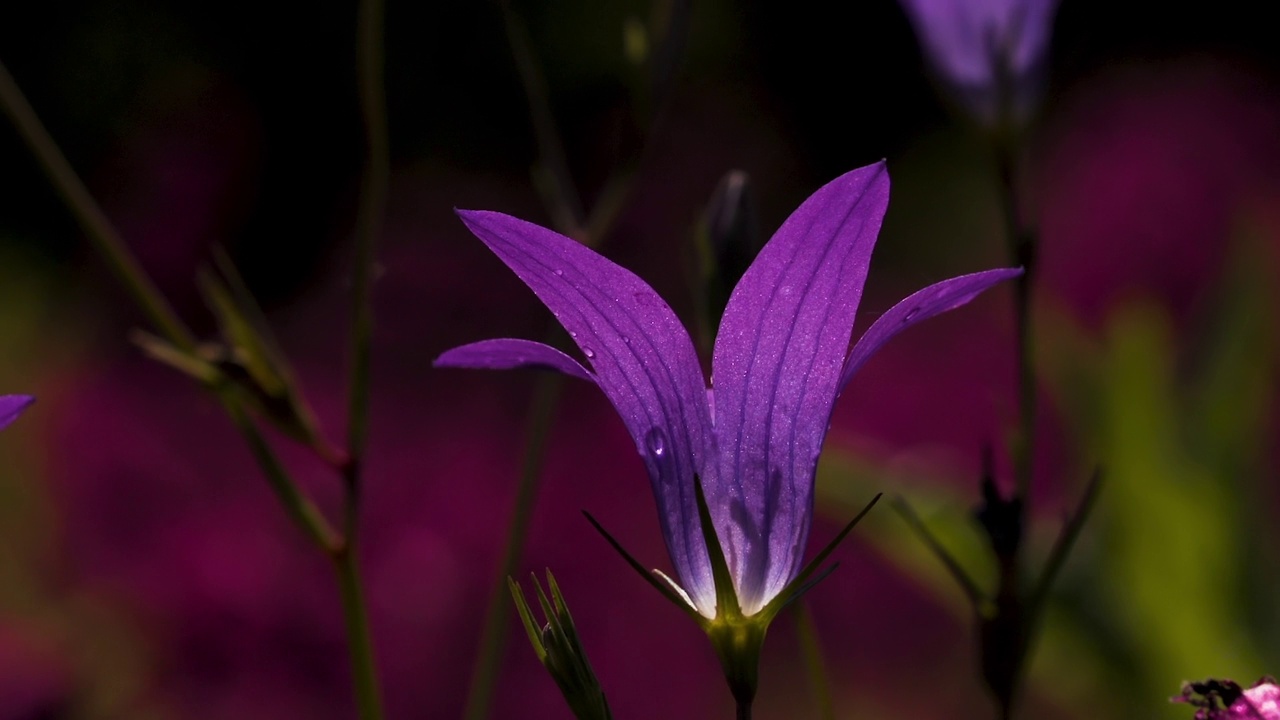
[
  {"left": 436, "top": 162, "right": 1020, "bottom": 617},
  {"left": 0, "top": 395, "right": 34, "bottom": 431},
  {"left": 898, "top": 0, "right": 1059, "bottom": 125},
  {"left": 1177, "top": 677, "right": 1280, "bottom": 719}
]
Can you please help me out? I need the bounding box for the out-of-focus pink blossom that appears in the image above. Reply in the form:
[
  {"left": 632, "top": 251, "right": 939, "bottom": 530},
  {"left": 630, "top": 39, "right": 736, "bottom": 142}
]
[{"left": 1176, "top": 677, "right": 1280, "bottom": 719}]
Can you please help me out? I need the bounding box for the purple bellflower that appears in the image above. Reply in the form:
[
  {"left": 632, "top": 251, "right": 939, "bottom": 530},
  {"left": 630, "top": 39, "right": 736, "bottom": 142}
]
[
  {"left": 898, "top": 0, "right": 1060, "bottom": 126},
  {"left": 436, "top": 162, "right": 1019, "bottom": 704},
  {"left": 0, "top": 395, "right": 34, "bottom": 431}
]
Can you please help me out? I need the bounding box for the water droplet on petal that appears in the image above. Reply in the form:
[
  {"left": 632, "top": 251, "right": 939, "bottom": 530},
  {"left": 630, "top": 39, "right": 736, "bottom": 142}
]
[
  {"left": 569, "top": 330, "right": 578, "bottom": 338},
  {"left": 553, "top": 268, "right": 564, "bottom": 277},
  {"left": 903, "top": 307, "right": 919, "bottom": 322},
  {"left": 621, "top": 336, "right": 631, "bottom": 345},
  {"left": 644, "top": 427, "right": 667, "bottom": 458},
  {"left": 583, "top": 347, "right": 595, "bottom": 359}
]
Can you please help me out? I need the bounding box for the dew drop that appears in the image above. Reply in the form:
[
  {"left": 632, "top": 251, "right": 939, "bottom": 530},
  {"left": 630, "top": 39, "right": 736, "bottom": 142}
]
[
  {"left": 621, "top": 336, "right": 631, "bottom": 344},
  {"left": 553, "top": 268, "right": 564, "bottom": 277},
  {"left": 583, "top": 347, "right": 596, "bottom": 359},
  {"left": 569, "top": 330, "right": 578, "bottom": 338},
  {"left": 644, "top": 427, "right": 667, "bottom": 458},
  {"left": 903, "top": 307, "right": 920, "bottom": 322}
]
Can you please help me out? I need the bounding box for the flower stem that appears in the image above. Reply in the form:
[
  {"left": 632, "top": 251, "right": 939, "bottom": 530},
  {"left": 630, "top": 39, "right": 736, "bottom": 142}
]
[
  {"left": 736, "top": 699, "right": 753, "bottom": 720},
  {"left": 0, "top": 58, "right": 194, "bottom": 352},
  {"left": 337, "top": 0, "right": 389, "bottom": 713},
  {"left": 346, "top": 0, "right": 389, "bottom": 469},
  {"left": 795, "top": 601, "right": 837, "bottom": 720},
  {"left": 462, "top": 374, "right": 563, "bottom": 720},
  {"left": 990, "top": 127, "right": 1038, "bottom": 720},
  {"left": 994, "top": 138, "right": 1037, "bottom": 505},
  {"left": 225, "top": 399, "right": 342, "bottom": 552},
  {"left": 332, "top": 542, "right": 385, "bottom": 720}
]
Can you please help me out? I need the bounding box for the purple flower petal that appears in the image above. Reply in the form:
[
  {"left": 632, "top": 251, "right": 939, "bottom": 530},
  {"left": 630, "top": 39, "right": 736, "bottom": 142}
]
[
  {"left": 435, "top": 338, "right": 595, "bottom": 382},
  {"left": 448, "top": 210, "right": 718, "bottom": 615},
  {"left": 839, "top": 268, "right": 1022, "bottom": 392},
  {"left": 0, "top": 395, "right": 34, "bottom": 431},
  {"left": 709, "top": 162, "right": 890, "bottom": 613}
]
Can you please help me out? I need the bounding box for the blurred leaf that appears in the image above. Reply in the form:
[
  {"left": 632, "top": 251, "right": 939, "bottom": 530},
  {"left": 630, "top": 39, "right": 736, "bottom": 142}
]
[{"left": 1029, "top": 258, "right": 1280, "bottom": 717}]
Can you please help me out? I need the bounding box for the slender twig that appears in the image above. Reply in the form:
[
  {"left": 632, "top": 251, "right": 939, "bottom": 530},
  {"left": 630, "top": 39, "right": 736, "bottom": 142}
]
[
  {"left": 224, "top": 399, "right": 342, "bottom": 552},
  {"left": 332, "top": 543, "right": 385, "bottom": 720},
  {"left": 0, "top": 59, "right": 193, "bottom": 351},
  {"left": 346, "top": 0, "right": 389, "bottom": 481},
  {"left": 795, "top": 601, "right": 837, "bottom": 720},
  {"left": 501, "top": 1, "right": 586, "bottom": 234},
  {"left": 335, "top": 0, "right": 390, "bottom": 713},
  {"left": 462, "top": 375, "right": 563, "bottom": 720},
  {"left": 994, "top": 139, "right": 1036, "bottom": 502},
  {"left": 1026, "top": 470, "right": 1102, "bottom": 620},
  {"left": 891, "top": 497, "right": 989, "bottom": 611}
]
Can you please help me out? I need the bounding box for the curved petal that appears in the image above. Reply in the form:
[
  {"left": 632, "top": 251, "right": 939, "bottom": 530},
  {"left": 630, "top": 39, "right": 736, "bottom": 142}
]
[
  {"left": 0, "top": 394, "right": 34, "bottom": 431},
  {"left": 435, "top": 338, "right": 595, "bottom": 382},
  {"left": 840, "top": 267, "right": 1022, "bottom": 391},
  {"left": 454, "top": 210, "right": 717, "bottom": 615},
  {"left": 709, "top": 162, "right": 890, "bottom": 613}
]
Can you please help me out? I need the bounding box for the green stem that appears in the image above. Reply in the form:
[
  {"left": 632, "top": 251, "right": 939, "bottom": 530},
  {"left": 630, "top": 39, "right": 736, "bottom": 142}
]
[
  {"left": 338, "top": 0, "right": 389, "bottom": 714},
  {"left": 332, "top": 543, "right": 385, "bottom": 720},
  {"left": 462, "top": 375, "right": 563, "bottom": 720},
  {"left": 500, "top": 1, "right": 586, "bottom": 234},
  {"left": 795, "top": 602, "right": 837, "bottom": 720},
  {"left": 224, "top": 398, "right": 342, "bottom": 551},
  {"left": 994, "top": 140, "right": 1037, "bottom": 503},
  {"left": 0, "top": 58, "right": 194, "bottom": 351},
  {"left": 346, "top": 0, "right": 389, "bottom": 472}
]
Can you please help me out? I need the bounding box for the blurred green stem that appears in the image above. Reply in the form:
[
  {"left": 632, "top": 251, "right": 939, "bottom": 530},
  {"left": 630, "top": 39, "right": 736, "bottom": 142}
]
[
  {"left": 226, "top": 400, "right": 342, "bottom": 552},
  {"left": 333, "top": 542, "right": 385, "bottom": 720},
  {"left": 463, "top": 375, "right": 563, "bottom": 720},
  {"left": 0, "top": 59, "right": 193, "bottom": 351},
  {"left": 994, "top": 138, "right": 1037, "bottom": 505},
  {"left": 332, "top": 0, "right": 391, "bottom": 714},
  {"left": 346, "top": 0, "right": 389, "bottom": 478},
  {"left": 796, "top": 602, "right": 837, "bottom": 720}
]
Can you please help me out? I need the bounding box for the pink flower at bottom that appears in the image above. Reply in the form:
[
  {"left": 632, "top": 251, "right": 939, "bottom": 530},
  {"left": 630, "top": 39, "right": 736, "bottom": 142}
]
[{"left": 1176, "top": 677, "right": 1280, "bottom": 719}]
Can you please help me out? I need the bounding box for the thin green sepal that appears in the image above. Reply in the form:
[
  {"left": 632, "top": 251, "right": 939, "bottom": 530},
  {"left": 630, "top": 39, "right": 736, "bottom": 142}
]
[
  {"left": 761, "top": 493, "right": 881, "bottom": 620},
  {"left": 582, "top": 511, "right": 706, "bottom": 625},
  {"left": 773, "top": 563, "right": 840, "bottom": 614},
  {"left": 1027, "top": 469, "right": 1102, "bottom": 618},
  {"left": 891, "top": 495, "right": 990, "bottom": 613},
  {"left": 692, "top": 474, "right": 743, "bottom": 619}
]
